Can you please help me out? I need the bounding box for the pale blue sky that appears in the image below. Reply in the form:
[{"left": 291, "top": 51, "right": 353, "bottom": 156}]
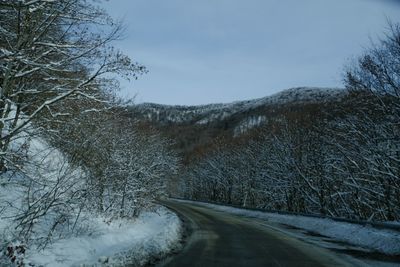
[{"left": 102, "top": 0, "right": 400, "bottom": 105}]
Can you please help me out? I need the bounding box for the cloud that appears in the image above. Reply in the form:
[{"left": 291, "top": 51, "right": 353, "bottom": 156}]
[{"left": 103, "top": 0, "right": 400, "bottom": 105}]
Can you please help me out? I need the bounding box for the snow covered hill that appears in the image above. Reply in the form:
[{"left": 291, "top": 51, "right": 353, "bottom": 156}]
[
  {"left": 129, "top": 87, "right": 347, "bottom": 159},
  {"left": 131, "top": 87, "right": 345, "bottom": 126}
]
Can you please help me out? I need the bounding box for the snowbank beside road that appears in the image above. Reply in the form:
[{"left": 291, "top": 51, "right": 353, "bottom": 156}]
[
  {"left": 176, "top": 199, "right": 400, "bottom": 256},
  {"left": 0, "top": 133, "right": 182, "bottom": 266},
  {"left": 25, "top": 206, "right": 181, "bottom": 267}
]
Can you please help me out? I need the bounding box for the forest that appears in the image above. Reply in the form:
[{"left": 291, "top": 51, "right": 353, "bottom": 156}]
[
  {"left": 170, "top": 25, "right": 400, "bottom": 222},
  {"left": 1, "top": 0, "right": 399, "bottom": 265}
]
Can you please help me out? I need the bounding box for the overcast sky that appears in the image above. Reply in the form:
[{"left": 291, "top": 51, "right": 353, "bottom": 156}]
[{"left": 102, "top": 0, "right": 400, "bottom": 105}]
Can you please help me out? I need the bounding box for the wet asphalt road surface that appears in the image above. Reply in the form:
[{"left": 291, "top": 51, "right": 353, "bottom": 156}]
[{"left": 158, "top": 200, "right": 350, "bottom": 267}]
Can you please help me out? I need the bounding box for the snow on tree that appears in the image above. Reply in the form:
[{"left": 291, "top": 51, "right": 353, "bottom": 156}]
[{"left": 0, "top": 0, "right": 145, "bottom": 172}]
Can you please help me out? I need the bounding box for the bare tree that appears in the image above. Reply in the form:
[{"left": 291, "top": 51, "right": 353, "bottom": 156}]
[
  {"left": 341, "top": 22, "right": 400, "bottom": 220},
  {"left": 0, "top": 0, "right": 145, "bottom": 172}
]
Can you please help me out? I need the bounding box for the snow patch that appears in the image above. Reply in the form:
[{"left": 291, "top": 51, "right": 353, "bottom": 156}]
[
  {"left": 25, "top": 207, "right": 181, "bottom": 267},
  {"left": 233, "top": 115, "right": 266, "bottom": 136}
]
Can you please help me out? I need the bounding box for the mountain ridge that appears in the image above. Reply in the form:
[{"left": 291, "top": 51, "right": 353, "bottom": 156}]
[
  {"left": 128, "top": 87, "right": 348, "bottom": 161},
  {"left": 131, "top": 87, "right": 346, "bottom": 125}
]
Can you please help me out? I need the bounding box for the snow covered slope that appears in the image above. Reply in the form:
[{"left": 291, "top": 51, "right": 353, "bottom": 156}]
[
  {"left": 128, "top": 87, "right": 347, "bottom": 159},
  {"left": 0, "top": 134, "right": 182, "bottom": 266},
  {"left": 25, "top": 207, "right": 181, "bottom": 267},
  {"left": 131, "top": 87, "right": 345, "bottom": 126}
]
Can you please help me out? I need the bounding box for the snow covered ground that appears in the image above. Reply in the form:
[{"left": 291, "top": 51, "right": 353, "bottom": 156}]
[
  {"left": 1, "top": 167, "right": 182, "bottom": 267},
  {"left": 0, "top": 181, "right": 181, "bottom": 267},
  {"left": 174, "top": 199, "right": 400, "bottom": 257},
  {"left": 0, "top": 132, "right": 182, "bottom": 266},
  {"left": 24, "top": 207, "right": 181, "bottom": 267}
]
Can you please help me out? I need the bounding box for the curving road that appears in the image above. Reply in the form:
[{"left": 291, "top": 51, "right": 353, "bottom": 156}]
[{"left": 158, "top": 200, "right": 351, "bottom": 267}]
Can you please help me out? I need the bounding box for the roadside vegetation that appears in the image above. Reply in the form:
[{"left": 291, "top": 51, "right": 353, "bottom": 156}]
[{"left": 0, "top": 0, "right": 178, "bottom": 265}]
